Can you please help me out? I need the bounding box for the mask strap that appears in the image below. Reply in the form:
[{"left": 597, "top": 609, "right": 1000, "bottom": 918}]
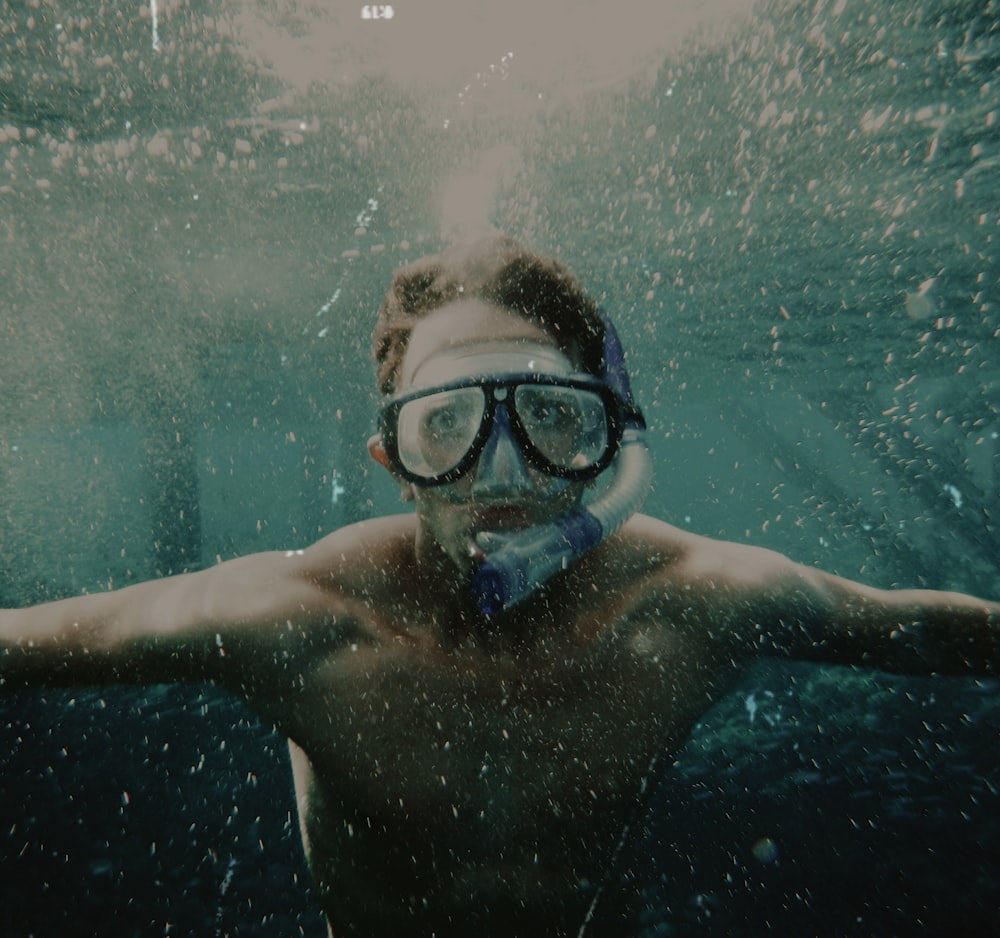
[{"left": 599, "top": 311, "right": 645, "bottom": 429}]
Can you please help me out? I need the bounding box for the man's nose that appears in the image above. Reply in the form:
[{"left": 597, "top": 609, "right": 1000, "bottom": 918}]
[{"left": 471, "top": 405, "right": 534, "bottom": 496}]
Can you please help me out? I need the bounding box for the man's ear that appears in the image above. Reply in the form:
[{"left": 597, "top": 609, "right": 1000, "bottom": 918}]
[
  {"left": 367, "top": 433, "right": 392, "bottom": 470},
  {"left": 367, "top": 433, "right": 415, "bottom": 503}
]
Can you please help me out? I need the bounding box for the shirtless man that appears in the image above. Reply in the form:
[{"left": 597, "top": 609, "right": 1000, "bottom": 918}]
[{"left": 1, "top": 235, "right": 998, "bottom": 937}]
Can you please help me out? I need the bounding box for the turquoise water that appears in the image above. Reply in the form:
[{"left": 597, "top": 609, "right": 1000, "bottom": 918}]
[{"left": 1, "top": 0, "right": 998, "bottom": 933}]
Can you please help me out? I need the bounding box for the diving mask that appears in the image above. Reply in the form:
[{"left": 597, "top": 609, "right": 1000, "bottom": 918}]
[{"left": 379, "top": 343, "right": 624, "bottom": 487}]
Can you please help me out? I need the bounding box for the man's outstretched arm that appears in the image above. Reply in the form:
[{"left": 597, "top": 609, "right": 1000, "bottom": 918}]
[
  {"left": 760, "top": 558, "right": 1000, "bottom": 675},
  {"left": 0, "top": 548, "right": 345, "bottom": 694}
]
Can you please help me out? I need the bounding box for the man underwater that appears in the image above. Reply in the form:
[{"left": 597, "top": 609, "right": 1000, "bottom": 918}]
[{"left": 1, "top": 235, "right": 998, "bottom": 937}]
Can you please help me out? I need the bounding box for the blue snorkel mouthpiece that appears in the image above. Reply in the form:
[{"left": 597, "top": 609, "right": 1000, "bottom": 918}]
[
  {"left": 470, "top": 312, "right": 652, "bottom": 616},
  {"left": 471, "top": 509, "right": 604, "bottom": 616}
]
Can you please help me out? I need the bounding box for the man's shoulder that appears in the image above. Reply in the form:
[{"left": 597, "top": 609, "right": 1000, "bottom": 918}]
[
  {"left": 614, "top": 512, "right": 701, "bottom": 560},
  {"left": 302, "top": 514, "right": 417, "bottom": 573},
  {"left": 617, "top": 514, "right": 797, "bottom": 586}
]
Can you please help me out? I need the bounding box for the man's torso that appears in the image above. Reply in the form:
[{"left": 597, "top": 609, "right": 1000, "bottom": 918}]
[{"left": 266, "top": 516, "right": 750, "bottom": 936}]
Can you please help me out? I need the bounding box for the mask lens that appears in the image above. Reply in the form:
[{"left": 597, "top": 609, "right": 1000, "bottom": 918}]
[
  {"left": 514, "top": 384, "right": 609, "bottom": 472},
  {"left": 395, "top": 386, "right": 486, "bottom": 479}
]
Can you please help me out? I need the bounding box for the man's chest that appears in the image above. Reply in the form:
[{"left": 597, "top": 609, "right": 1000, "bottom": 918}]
[
  {"left": 289, "top": 621, "right": 718, "bottom": 832},
  {"left": 283, "top": 609, "right": 742, "bottom": 934}
]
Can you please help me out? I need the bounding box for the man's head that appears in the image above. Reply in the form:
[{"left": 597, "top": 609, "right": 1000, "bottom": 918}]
[
  {"left": 371, "top": 235, "right": 607, "bottom": 396},
  {"left": 368, "top": 237, "right": 623, "bottom": 585}
]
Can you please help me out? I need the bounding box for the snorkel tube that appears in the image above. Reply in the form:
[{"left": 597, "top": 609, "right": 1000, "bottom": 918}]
[{"left": 470, "top": 313, "right": 653, "bottom": 616}]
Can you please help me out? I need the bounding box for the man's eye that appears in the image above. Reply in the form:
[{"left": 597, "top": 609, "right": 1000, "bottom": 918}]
[
  {"left": 424, "top": 407, "right": 461, "bottom": 436},
  {"left": 528, "top": 398, "right": 571, "bottom": 426}
]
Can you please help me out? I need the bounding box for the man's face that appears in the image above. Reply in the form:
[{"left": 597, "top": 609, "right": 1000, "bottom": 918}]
[{"left": 384, "top": 298, "right": 591, "bottom": 576}]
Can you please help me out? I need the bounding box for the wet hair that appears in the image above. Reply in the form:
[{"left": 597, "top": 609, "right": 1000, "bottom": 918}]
[{"left": 372, "top": 235, "right": 606, "bottom": 395}]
